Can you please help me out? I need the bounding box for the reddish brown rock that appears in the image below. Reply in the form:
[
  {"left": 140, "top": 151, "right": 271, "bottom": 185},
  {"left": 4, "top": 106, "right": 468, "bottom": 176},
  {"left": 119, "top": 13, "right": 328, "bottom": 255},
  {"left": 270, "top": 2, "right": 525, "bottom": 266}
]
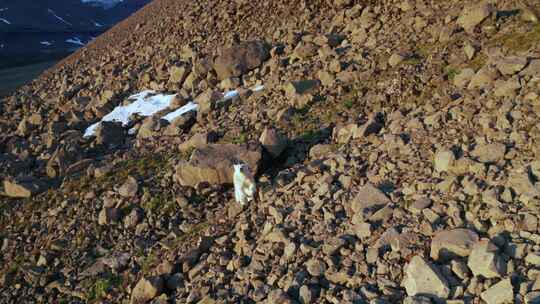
[{"left": 213, "top": 41, "right": 269, "bottom": 80}]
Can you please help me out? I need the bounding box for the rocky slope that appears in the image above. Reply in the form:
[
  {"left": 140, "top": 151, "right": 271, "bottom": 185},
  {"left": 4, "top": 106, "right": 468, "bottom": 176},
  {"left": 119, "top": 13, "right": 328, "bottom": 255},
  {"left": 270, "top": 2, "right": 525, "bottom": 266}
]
[{"left": 1, "top": 0, "right": 540, "bottom": 303}]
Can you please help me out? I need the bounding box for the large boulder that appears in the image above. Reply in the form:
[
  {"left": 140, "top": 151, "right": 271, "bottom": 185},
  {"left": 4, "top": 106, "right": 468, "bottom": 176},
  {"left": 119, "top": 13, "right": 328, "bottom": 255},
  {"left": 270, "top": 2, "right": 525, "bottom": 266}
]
[
  {"left": 174, "top": 143, "right": 262, "bottom": 187},
  {"left": 213, "top": 41, "right": 269, "bottom": 80}
]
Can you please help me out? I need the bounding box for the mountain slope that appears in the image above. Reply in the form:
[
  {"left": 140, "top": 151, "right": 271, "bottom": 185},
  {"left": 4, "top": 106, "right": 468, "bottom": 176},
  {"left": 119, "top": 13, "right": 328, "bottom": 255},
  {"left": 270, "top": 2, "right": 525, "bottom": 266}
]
[{"left": 1, "top": 0, "right": 540, "bottom": 303}]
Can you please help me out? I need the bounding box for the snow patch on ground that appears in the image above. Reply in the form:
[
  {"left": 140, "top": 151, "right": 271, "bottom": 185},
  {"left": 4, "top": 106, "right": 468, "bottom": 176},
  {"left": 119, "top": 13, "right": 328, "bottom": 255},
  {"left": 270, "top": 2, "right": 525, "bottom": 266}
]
[
  {"left": 40, "top": 41, "right": 53, "bottom": 46},
  {"left": 162, "top": 102, "right": 198, "bottom": 122},
  {"left": 83, "top": 85, "right": 265, "bottom": 138},
  {"left": 48, "top": 9, "right": 72, "bottom": 26},
  {"left": 0, "top": 8, "right": 8, "bottom": 12},
  {"left": 84, "top": 91, "right": 177, "bottom": 137},
  {"left": 0, "top": 18, "right": 10, "bottom": 24},
  {"left": 66, "top": 37, "right": 84, "bottom": 46}
]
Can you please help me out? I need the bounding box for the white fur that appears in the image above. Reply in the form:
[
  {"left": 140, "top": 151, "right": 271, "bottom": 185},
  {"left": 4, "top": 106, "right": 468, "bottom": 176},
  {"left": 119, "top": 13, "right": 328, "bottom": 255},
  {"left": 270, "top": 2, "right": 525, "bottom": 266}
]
[{"left": 233, "top": 164, "right": 256, "bottom": 205}]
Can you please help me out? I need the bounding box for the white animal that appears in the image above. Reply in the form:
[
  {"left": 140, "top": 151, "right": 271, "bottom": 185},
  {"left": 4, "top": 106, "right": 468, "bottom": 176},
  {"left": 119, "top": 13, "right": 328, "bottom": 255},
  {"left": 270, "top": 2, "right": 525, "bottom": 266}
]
[{"left": 233, "top": 164, "right": 256, "bottom": 205}]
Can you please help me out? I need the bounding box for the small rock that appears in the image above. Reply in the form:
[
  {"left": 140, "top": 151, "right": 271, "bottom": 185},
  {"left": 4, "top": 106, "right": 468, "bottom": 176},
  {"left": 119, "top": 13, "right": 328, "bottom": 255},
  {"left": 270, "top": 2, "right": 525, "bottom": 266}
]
[
  {"left": 480, "top": 278, "right": 514, "bottom": 304},
  {"left": 292, "top": 41, "right": 318, "bottom": 60},
  {"left": 453, "top": 68, "right": 475, "bottom": 88},
  {"left": 457, "top": 2, "right": 494, "bottom": 33},
  {"left": 317, "top": 70, "right": 335, "bottom": 87},
  {"left": 118, "top": 176, "right": 138, "bottom": 198},
  {"left": 494, "top": 78, "right": 521, "bottom": 98},
  {"left": 131, "top": 276, "right": 164, "bottom": 304},
  {"left": 468, "top": 66, "right": 499, "bottom": 90},
  {"left": 124, "top": 208, "right": 143, "bottom": 228},
  {"left": 471, "top": 143, "right": 505, "bottom": 163},
  {"left": 266, "top": 289, "right": 293, "bottom": 304},
  {"left": 496, "top": 56, "right": 528, "bottom": 75},
  {"left": 350, "top": 183, "right": 391, "bottom": 218},
  {"left": 98, "top": 208, "right": 121, "bottom": 226},
  {"left": 309, "top": 144, "right": 333, "bottom": 159},
  {"left": 388, "top": 53, "right": 405, "bottom": 67},
  {"left": 431, "top": 229, "right": 479, "bottom": 260},
  {"left": 305, "top": 258, "right": 326, "bottom": 277},
  {"left": 195, "top": 90, "right": 222, "bottom": 115},
  {"left": 403, "top": 255, "right": 450, "bottom": 301},
  {"left": 525, "top": 252, "right": 540, "bottom": 266},
  {"left": 169, "top": 65, "right": 189, "bottom": 84},
  {"left": 434, "top": 150, "right": 455, "bottom": 173},
  {"left": 463, "top": 41, "right": 476, "bottom": 60},
  {"left": 353, "top": 222, "right": 371, "bottom": 239},
  {"left": 285, "top": 80, "right": 320, "bottom": 96},
  {"left": 467, "top": 239, "right": 505, "bottom": 278},
  {"left": 299, "top": 285, "right": 313, "bottom": 304},
  {"left": 259, "top": 127, "right": 287, "bottom": 158},
  {"left": 322, "top": 237, "right": 346, "bottom": 255},
  {"left": 409, "top": 197, "right": 432, "bottom": 214}
]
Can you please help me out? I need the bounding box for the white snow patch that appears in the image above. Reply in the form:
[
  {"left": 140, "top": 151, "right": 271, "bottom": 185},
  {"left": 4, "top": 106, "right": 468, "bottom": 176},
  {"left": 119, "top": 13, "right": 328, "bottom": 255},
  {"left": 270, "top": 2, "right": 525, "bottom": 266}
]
[
  {"left": 48, "top": 9, "right": 72, "bottom": 26},
  {"left": 83, "top": 91, "right": 177, "bottom": 138},
  {"left": 0, "top": 18, "right": 10, "bottom": 24},
  {"left": 162, "top": 102, "right": 198, "bottom": 122},
  {"left": 92, "top": 20, "right": 103, "bottom": 27},
  {"left": 66, "top": 37, "right": 84, "bottom": 46},
  {"left": 83, "top": 85, "right": 265, "bottom": 138},
  {"left": 40, "top": 41, "right": 53, "bottom": 46},
  {"left": 0, "top": 8, "right": 8, "bottom": 12}
]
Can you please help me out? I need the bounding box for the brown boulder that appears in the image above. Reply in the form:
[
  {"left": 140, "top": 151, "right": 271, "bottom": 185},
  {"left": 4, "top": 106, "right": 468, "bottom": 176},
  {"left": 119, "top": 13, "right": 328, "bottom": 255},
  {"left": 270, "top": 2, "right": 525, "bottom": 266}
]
[
  {"left": 213, "top": 41, "right": 269, "bottom": 80},
  {"left": 175, "top": 143, "right": 262, "bottom": 187}
]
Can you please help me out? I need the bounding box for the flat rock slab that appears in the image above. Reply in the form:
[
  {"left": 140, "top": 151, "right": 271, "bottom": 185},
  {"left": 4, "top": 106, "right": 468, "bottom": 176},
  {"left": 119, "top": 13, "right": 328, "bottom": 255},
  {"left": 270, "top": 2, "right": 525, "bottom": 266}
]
[{"left": 175, "top": 143, "right": 262, "bottom": 187}]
